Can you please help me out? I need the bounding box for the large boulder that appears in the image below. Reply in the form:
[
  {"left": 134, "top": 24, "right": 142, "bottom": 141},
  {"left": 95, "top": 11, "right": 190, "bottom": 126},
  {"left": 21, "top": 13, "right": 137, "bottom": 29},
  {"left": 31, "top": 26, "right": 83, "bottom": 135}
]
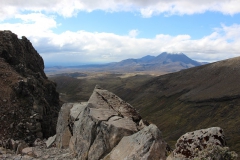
[
  {"left": 103, "top": 124, "right": 167, "bottom": 160},
  {"left": 55, "top": 86, "right": 153, "bottom": 160},
  {"left": 0, "top": 31, "right": 60, "bottom": 144},
  {"left": 167, "top": 127, "right": 238, "bottom": 160}
]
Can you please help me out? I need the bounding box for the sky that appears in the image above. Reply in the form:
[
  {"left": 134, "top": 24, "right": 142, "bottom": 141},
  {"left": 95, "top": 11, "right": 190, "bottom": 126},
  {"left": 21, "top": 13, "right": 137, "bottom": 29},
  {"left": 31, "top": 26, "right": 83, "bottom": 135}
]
[{"left": 0, "top": 0, "right": 240, "bottom": 66}]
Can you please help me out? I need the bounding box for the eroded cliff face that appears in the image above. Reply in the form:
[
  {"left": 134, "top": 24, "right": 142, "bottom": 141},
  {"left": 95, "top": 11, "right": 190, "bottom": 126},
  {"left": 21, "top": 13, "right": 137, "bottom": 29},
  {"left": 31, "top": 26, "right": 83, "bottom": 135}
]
[{"left": 0, "top": 30, "right": 60, "bottom": 143}]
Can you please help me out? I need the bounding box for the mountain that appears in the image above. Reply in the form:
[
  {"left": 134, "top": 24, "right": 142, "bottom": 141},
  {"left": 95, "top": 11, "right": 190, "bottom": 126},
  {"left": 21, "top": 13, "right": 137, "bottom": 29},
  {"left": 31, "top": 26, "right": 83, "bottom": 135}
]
[
  {"left": 123, "top": 56, "right": 240, "bottom": 154},
  {"left": 0, "top": 30, "right": 60, "bottom": 144},
  {"left": 45, "top": 52, "right": 204, "bottom": 74},
  {"left": 104, "top": 52, "right": 203, "bottom": 72}
]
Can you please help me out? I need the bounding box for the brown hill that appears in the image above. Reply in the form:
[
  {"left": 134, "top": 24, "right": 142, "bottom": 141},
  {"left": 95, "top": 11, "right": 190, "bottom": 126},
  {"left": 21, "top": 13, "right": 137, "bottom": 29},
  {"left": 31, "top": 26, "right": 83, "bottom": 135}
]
[
  {"left": 0, "top": 31, "right": 60, "bottom": 144},
  {"left": 126, "top": 56, "right": 240, "bottom": 154}
]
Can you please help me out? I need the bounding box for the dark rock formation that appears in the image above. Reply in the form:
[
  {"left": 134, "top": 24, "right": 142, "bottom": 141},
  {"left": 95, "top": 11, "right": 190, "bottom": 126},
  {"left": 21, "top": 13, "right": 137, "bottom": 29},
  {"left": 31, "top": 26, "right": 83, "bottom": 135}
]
[{"left": 0, "top": 30, "right": 60, "bottom": 144}]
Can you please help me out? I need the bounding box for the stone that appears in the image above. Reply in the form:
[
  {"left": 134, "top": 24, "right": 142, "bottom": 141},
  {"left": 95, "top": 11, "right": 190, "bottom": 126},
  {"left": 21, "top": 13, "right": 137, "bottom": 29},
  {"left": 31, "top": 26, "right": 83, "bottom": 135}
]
[
  {"left": 21, "top": 147, "right": 35, "bottom": 157},
  {"left": 56, "top": 86, "right": 144, "bottom": 160},
  {"left": 33, "top": 138, "right": 44, "bottom": 146},
  {"left": 169, "top": 127, "right": 238, "bottom": 159},
  {"left": 16, "top": 141, "right": 28, "bottom": 154},
  {"left": 103, "top": 124, "right": 167, "bottom": 160},
  {"left": 46, "top": 135, "right": 56, "bottom": 148},
  {"left": 70, "top": 102, "right": 88, "bottom": 120},
  {"left": 55, "top": 103, "right": 75, "bottom": 149}
]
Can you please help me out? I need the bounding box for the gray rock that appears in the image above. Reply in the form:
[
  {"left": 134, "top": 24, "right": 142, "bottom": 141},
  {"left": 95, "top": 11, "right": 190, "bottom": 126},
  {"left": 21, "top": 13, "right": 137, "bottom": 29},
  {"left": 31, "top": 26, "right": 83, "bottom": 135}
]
[
  {"left": 70, "top": 102, "right": 88, "bottom": 120},
  {"left": 55, "top": 103, "right": 74, "bottom": 149},
  {"left": 55, "top": 102, "right": 88, "bottom": 149},
  {"left": 21, "top": 147, "right": 34, "bottom": 157},
  {"left": 46, "top": 135, "right": 56, "bottom": 148},
  {"left": 103, "top": 124, "right": 167, "bottom": 160},
  {"left": 56, "top": 86, "right": 143, "bottom": 160}
]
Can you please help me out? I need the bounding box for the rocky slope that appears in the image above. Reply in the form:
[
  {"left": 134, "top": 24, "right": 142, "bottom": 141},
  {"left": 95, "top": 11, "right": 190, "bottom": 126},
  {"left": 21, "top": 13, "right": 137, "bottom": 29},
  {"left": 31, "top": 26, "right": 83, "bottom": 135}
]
[
  {"left": 0, "top": 30, "right": 60, "bottom": 144},
  {"left": 0, "top": 86, "right": 237, "bottom": 160}
]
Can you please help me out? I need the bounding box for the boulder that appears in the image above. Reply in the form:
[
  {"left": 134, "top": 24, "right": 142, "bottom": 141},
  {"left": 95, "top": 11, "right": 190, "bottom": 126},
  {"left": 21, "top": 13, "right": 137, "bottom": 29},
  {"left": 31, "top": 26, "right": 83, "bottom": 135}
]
[
  {"left": 103, "top": 124, "right": 167, "bottom": 160},
  {"left": 168, "top": 127, "right": 238, "bottom": 159},
  {"left": 55, "top": 86, "right": 145, "bottom": 160}
]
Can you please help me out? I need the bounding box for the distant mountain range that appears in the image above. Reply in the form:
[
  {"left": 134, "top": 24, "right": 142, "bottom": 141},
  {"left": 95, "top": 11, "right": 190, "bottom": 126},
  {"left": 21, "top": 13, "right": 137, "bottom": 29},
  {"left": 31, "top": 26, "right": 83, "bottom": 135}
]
[
  {"left": 45, "top": 52, "right": 206, "bottom": 74},
  {"left": 106, "top": 52, "right": 205, "bottom": 72}
]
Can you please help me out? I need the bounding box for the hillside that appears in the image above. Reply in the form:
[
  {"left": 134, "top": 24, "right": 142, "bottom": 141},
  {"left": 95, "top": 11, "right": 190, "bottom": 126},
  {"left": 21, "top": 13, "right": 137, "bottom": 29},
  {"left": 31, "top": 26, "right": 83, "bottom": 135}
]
[
  {"left": 50, "top": 73, "right": 154, "bottom": 102},
  {"left": 127, "top": 56, "right": 240, "bottom": 154}
]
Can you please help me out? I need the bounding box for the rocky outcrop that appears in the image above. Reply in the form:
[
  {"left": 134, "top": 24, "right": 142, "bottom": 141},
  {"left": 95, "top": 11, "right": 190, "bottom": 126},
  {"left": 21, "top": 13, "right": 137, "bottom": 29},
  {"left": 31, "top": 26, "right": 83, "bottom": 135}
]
[
  {"left": 167, "top": 127, "right": 238, "bottom": 160},
  {"left": 103, "top": 124, "right": 167, "bottom": 160},
  {"left": 55, "top": 86, "right": 167, "bottom": 160},
  {"left": 0, "top": 30, "right": 60, "bottom": 144}
]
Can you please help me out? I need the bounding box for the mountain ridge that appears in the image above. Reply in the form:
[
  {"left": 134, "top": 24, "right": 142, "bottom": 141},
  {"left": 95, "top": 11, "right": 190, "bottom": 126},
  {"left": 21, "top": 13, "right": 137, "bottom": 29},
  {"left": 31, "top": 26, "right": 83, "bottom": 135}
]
[{"left": 45, "top": 52, "right": 205, "bottom": 74}]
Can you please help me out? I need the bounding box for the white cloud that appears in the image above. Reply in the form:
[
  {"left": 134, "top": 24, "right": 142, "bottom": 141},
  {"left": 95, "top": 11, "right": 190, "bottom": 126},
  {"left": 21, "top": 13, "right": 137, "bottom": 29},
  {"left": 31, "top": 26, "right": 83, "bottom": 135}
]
[
  {"left": 0, "top": 12, "right": 240, "bottom": 64},
  {"left": 0, "top": 0, "right": 240, "bottom": 20},
  {"left": 128, "top": 29, "right": 139, "bottom": 38},
  {"left": 0, "top": 13, "right": 57, "bottom": 37}
]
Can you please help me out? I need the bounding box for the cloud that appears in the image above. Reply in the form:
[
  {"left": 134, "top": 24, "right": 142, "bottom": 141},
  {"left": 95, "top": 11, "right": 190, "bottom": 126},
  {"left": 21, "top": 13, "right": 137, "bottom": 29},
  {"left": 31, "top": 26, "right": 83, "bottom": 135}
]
[
  {"left": 128, "top": 29, "right": 139, "bottom": 38},
  {"left": 1, "top": 0, "right": 240, "bottom": 20},
  {"left": 0, "top": 11, "right": 240, "bottom": 64},
  {"left": 0, "top": 13, "right": 57, "bottom": 36}
]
